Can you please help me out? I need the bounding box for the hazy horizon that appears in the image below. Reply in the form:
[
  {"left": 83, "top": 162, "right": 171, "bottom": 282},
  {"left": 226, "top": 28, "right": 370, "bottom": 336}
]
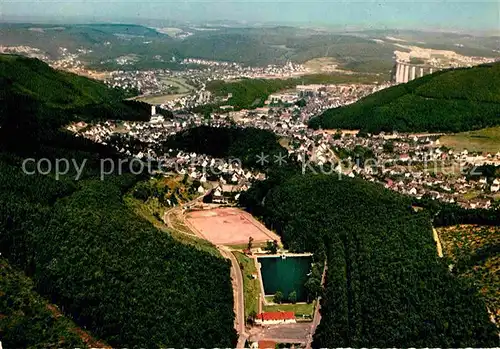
[{"left": 1, "top": 0, "right": 499, "bottom": 33}]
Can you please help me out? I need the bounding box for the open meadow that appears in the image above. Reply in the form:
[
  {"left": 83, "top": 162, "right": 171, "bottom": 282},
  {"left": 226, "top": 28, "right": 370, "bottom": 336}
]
[
  {"left": 437, "top": 225, "right": 500, "bottom": 326},
  {"left": 135, "top": 93, "right": 185, "bottom": 104},
  {"left": 439, "top": 127, "right": 500, "bottom": 154}
]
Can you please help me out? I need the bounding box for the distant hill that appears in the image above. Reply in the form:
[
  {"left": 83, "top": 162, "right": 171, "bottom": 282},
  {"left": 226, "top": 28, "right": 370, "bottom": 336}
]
[
  {"left": 2, "top": 24, "right": 498, "bottom": 72},
  {"left": 0, "top": 53, "right": 125, "bottom": 107},
  {"left": 309, "top": 63, "right": 500, "bottom": 133},
  {"left": 0, "top": 23, "right": 397, "bottom": 71}
]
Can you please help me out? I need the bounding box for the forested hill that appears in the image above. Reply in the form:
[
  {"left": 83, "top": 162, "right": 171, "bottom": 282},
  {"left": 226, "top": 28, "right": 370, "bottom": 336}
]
[
  {"left": 0, "top": 55, "right": 238, "bottom": 347},
  {"left": 240, "top": 174, "right": 499, "bottom": 347},
  {"left": 309, "top": 62, "right": 500, "bottom": 133},
  {"left": 0, "top": 54, "right": 123, "bottom": 106},
  {"left": 0, "top": 54, "right": 150, "bottom": 132}
]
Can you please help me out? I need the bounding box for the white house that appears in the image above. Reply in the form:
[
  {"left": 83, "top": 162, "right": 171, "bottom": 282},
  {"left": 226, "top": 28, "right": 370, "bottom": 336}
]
[{"left": 150, "top": 115, "right": 164, "bottom": 124}]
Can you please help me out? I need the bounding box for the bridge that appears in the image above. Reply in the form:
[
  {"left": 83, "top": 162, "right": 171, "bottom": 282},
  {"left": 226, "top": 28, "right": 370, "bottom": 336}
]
[{"left": 392, "top": 61, "right": 437, "bottom": 84}]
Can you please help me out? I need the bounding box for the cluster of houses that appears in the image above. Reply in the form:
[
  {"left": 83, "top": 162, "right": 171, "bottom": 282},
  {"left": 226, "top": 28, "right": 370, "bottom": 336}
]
[
  {"left": 285, "top": 130, "right": 500, "bottom": 209},
  {"left": 104, "top": 60, "right": 307, "bottom": 109},
  {"left": 105, "top": 70, "right": 163, "bottom": 95},
  {"left": 72, "top": 78, "right": 500, "bottom": 211},
  {"left": 181, "top": 59, "right": 307, "bottom": 79}
]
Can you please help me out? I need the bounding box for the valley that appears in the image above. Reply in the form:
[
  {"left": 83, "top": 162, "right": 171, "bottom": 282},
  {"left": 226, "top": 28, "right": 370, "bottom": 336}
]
[{"left": 0, "top": 16, "right": 499, "bottom": 349}]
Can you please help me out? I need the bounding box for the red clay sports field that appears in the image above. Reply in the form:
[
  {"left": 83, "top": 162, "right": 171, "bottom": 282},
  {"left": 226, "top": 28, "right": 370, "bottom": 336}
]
[{"left": 185, "top": 207, "right": 276, "bottom": 245}]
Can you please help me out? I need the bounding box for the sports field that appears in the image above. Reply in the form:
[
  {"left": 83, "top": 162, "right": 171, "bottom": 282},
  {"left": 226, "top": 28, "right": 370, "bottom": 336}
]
[{"left": 185, "top": 208, "right": 276, "bottom": 245}]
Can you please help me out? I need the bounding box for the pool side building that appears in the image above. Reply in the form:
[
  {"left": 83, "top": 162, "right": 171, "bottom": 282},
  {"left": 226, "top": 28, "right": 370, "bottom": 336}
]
[{"left": 255, "top": 311, "right": 296, "bottom": 325}]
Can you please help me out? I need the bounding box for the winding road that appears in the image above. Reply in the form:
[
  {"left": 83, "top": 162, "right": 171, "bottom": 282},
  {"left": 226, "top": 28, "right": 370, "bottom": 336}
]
[
  {"left": 163, "top": 198, "right": 248, "bottom": 348},
  {"left": 218, "top": 245, "right": 248, "bottom": 348}
]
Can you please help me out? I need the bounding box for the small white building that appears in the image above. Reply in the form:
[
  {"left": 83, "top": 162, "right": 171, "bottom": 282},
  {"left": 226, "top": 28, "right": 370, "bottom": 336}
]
[{"left": 150, "top": 115, "right": 164, "bottom": 124}]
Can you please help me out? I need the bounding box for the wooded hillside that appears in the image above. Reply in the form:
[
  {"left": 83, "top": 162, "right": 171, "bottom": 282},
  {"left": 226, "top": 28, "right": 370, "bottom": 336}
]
[
  {"left": 241, "top": 174, "right": 498, "bottom": 347},
  {"left": 309, "top": 63, "right": 500, "bottom": 133},
  {"left": 0, "top": 56, "right": 237, "bottom": 347}
]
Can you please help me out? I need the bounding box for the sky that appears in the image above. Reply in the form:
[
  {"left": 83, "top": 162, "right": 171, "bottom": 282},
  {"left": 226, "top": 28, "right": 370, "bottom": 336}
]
[{"left": 0, "top": 0, "right": 499, "bottom": 32}]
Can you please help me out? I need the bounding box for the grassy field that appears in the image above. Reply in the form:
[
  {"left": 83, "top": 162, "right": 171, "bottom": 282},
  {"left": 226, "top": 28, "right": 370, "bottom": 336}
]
[
  {"left": 125, "top": 195, "right": 221, "bottom": 257},
  {"left": 439, "top": 127, "right": 500, "bottom": 154},
  {"left": 228, "top": 241, "right": 269, "bottom": 250},
  {"left": 304, "top": 57, "right": 348, "bottom": 74},
  {"left": 437, "top": 225, "right": 500, "bottom": 326},
  {"left": 233, "top": 251, "right": 260, "bottom": 319},
  {"left": 123, "top": 176, "right": 221, "bottom": 257},
  {"left": 463, "top": 191, "right": 481, "bottom": 201},
  {"left": 136, "top": 93, "right": 186, "bottom": 105}
]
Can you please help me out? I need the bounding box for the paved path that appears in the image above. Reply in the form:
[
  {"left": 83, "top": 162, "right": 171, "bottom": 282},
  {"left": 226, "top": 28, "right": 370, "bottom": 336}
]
[
  {"left": 218, "top": 245, "right": 248, "bottom": 348},
  {"left": 432, "top": 226, "right": 444, "bottom": 258},
  {"left": 306, "top": 260, "right": 328, "bottom": 349},
  {"left": 164, "top": 199, "right": 248, "bottom": 348}
]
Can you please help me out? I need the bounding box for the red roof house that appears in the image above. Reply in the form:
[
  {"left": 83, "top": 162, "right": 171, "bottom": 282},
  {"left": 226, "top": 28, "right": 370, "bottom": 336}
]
[
  {"left": 255, "top": 311, "right": 296, "bottom": 325},
  {"left": 258, "top": 340, "right": 277, "bottom": 349}
]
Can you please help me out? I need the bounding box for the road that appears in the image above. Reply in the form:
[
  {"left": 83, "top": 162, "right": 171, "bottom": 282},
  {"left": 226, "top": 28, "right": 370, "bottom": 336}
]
[
  {"left": 162, "top": 193, "right": 205, "bottom": 235},
  {"left": 218, "top": 245, "right": 248, "bottom": 348},
  {"left": 306, "top": 260, "right": 328, "bottom": 349},
  {"left": 432, "top": 226, "right": 444, "bottom": 258},
  {"left": 163, "top": 198, "right": 248, "bottom": 348}
]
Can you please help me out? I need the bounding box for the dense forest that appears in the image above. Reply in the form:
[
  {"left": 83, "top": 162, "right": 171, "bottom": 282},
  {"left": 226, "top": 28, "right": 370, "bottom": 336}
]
[
  {"left": 1, "top": 52, "right": 498, "bottom": 347},
  {"left": 0, "top": 56, "right": 237, "bottom": 347},
  {"left": 0, "top": 258, "right": 88, "bottom": 349},
  {"left": 0, "top": 169, "right": 236, "bottom": 347},
  {"left": 415, "top": 196, "right": 500, "bottom": 227},
  {"left": 309, "top": 63, "right": 500, "bottom": 133},
  {"left": 240, "top": 174, "right": 499, "bottom": 347}
]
